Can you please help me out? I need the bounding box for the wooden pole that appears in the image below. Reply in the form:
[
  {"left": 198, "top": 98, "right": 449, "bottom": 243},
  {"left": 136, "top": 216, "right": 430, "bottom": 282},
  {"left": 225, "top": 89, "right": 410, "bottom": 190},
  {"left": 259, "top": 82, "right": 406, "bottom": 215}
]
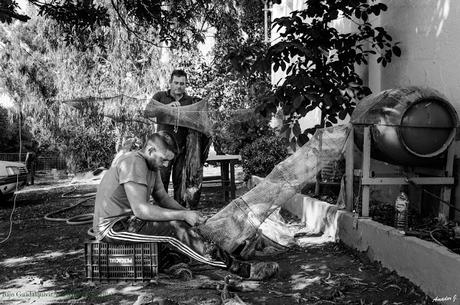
[
  {"left": 345, "top": 127, "right": 355, "bottom": 212},
  {"left": 361, "top": 127, "right": 371, "bottom": 217}
]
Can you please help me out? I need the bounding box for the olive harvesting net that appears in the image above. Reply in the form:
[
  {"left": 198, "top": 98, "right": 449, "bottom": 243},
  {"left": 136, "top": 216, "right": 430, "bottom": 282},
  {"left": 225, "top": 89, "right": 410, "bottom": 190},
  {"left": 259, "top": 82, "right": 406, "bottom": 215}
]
[{"left": 198, "top": 124, "right": 350, "bottom": 254}]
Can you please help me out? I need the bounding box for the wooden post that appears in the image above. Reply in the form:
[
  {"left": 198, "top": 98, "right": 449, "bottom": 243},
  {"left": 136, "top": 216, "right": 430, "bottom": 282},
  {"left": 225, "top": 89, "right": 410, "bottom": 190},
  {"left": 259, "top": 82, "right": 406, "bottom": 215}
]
[
  {"left": 315, "top": 130, "right": 324, "bottom": 196},
  {"left": 361, "top": 127, "right": 371, "bottom": 218},
  {"left": 230, "top": 161, "right": 236, "bottom": 199},
  {"left": 345, "top": 127, "right": 355, "bottom": 212},
  {"left": 439, "top": 143, "right": 456, "bottom": 222},
  {"left": 221, "top": 160, "right": 230, "bottom": 201}
]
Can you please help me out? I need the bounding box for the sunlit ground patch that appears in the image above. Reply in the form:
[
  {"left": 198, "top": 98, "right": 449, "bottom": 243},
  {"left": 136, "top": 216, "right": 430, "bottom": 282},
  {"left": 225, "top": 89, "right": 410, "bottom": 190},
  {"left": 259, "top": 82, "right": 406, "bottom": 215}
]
[{"left": 0, "top": 249, "right": 83, "bottom": 267}]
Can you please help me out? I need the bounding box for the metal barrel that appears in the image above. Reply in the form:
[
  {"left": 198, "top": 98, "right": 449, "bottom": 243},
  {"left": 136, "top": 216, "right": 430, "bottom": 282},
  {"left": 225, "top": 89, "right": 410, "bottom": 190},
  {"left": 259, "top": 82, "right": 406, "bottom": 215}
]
[{"left": 351, "top": 87, "right": 458, "bottom": 166}]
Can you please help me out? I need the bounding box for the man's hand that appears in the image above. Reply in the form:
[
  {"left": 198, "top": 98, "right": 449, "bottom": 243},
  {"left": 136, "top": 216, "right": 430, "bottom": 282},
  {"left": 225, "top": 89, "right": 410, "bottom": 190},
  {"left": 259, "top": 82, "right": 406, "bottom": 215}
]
[
  {"left": 182, "top": 210, "right": 206, "bottom": 227},
  {"left": 169, "top": 101, "right": 181, "bottom": 107}
]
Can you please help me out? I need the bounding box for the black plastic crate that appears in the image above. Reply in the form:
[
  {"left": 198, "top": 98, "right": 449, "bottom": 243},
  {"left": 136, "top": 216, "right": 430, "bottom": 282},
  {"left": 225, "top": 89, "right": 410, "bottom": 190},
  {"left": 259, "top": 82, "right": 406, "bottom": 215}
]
[{"left": 85, "top": 241, "right": 158, "bottom": 281}]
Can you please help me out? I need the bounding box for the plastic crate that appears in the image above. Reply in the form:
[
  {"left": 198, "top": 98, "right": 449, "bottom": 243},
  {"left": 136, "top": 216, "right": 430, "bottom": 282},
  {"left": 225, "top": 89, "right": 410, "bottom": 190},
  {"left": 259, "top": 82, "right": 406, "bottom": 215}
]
[{"left": 85, "top": 241, "right": 158, "bottom": 282}]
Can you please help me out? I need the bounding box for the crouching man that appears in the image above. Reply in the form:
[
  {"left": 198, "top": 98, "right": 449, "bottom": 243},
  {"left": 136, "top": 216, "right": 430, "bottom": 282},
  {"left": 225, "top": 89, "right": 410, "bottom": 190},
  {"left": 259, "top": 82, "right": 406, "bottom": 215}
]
[{"left": 92, "top": 131, "right": 278, "bottom": 280}]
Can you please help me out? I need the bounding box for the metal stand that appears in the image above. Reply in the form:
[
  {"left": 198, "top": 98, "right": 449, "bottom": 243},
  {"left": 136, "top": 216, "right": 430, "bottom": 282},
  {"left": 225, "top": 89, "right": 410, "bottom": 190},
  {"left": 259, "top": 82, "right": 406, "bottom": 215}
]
[{"left": 345, "top": 126, "right": 455, "bottom": 220}]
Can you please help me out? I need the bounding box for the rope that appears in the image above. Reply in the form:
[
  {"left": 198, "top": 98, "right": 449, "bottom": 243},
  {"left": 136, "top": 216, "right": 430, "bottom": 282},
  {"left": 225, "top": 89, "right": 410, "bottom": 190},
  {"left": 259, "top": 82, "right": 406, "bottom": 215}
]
[{"left": 174, "top": 106, "right": 179, "bottom": 133}]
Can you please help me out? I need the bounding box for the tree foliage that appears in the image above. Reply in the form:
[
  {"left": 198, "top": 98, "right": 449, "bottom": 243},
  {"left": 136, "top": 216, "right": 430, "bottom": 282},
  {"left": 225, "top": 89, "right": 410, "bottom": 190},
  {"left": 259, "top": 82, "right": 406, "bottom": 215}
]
[
  {"left": 0, "top": 0, "right": 30, "bottom": 23},
  {"left": 233, "top": 0, "right": 401, "bottom": 149},
  {"left": 4, "top": 0, "right": 210, "bottom": 50},
  {"left": 0, "top": 107, "right": 37, "bottom": 153},
  {"left": 185, "top": 0, "right": 273, "bottom": 154},
  {"left": 0, "top": 12, "right": 172, "bottom": 172}
]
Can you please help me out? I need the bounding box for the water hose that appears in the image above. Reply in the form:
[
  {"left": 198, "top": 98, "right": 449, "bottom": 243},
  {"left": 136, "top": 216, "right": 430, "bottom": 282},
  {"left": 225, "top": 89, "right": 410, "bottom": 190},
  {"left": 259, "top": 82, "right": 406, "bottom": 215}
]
[{"left": 43, "top": 189, "right": 96, "bottom": 225}]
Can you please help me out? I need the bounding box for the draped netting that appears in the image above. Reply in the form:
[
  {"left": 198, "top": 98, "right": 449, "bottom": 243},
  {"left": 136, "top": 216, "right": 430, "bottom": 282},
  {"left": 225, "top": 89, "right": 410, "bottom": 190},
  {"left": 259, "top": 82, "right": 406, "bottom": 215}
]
[
  {"left": 197, "top": 124, "right": 350, "bottom": 254},
  {"left": 60, "top": 95, "right": 211, "bottom": 136},
  {"left": 144, "top": 99, "right": 212, "bottom": 136},
  {"left": 59, "top": 95, "right": 212, "bottom": 207}
]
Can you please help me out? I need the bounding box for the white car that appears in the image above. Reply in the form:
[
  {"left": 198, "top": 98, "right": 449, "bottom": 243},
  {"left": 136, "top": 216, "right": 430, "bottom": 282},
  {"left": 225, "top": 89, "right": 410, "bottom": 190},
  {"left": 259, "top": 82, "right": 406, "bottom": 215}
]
[{"left": 0, "top": 161, "right": 28, "bottom": 202}]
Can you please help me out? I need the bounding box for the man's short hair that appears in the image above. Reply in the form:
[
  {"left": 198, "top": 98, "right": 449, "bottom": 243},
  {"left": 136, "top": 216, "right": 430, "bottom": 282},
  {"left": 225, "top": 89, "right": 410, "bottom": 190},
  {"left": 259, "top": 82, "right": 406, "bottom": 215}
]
[
  {"left": 170, "top": 69, "right": 187, "bottom": 82},
  {"left": 145, "top": 131, "right": 179, "bottom": 156}
]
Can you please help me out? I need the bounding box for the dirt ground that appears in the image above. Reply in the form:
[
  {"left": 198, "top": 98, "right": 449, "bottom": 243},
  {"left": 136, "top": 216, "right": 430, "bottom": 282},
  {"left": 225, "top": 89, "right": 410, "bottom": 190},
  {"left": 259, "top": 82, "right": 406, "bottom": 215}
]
[{"left": 0, "top": 174, "right": 437, "bottom": 305}]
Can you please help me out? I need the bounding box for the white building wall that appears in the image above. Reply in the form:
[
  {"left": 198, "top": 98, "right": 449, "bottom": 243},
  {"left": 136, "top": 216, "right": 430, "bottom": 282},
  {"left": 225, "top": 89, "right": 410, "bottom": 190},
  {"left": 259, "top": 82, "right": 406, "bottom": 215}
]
[
  {"left": 272, "top": 0, "right": 460, "bottom": 122},
  {"left": 368, "top": 0, "right": 460, "bottom": 114}
]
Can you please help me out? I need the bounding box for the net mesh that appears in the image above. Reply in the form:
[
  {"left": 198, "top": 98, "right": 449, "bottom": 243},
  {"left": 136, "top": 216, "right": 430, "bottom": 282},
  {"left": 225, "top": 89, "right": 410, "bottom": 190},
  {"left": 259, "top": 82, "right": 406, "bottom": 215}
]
[
  {"left": 198, "top": 124, "right": 350, "bottom": 254},
  {"left": 144, "top": 99, "right": 212, "bottom": 135},
  {"left": 59, "top": 95, "right": 236, "bottom": 136}
]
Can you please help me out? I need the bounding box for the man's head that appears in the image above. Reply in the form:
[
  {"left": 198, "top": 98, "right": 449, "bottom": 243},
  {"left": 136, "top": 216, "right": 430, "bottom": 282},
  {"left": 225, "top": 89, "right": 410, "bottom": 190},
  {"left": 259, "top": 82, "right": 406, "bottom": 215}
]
[
  {"left": 169, "top": 69, "right": 187, "bottom": 97},
  {"left": 142, "top": 131, "right": 178, "bottom": 170}
]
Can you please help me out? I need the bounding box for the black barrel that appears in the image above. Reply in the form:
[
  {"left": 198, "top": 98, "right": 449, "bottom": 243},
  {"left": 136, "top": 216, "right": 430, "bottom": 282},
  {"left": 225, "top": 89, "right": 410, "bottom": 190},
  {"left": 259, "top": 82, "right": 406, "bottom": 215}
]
[{"left": 351, "top": 87, "right": 458, "bottom": 166}]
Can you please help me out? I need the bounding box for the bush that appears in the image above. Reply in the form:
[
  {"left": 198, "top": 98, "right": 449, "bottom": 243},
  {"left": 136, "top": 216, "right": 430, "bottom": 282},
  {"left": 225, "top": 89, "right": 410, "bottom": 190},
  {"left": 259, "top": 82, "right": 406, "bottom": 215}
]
[
  {"left": 240, "top": 135, "right": 289, "bottom": 181},
  {"left": 215, "top": 110, "right": 273, "bottom": 155}
]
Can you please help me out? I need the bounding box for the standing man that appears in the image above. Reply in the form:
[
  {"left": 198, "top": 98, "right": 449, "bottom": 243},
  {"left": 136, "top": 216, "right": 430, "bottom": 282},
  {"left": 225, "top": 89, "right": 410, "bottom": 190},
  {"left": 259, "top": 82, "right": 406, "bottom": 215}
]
[
  {"left": 152, "top": 69, "right": 196, "bottom": 206},
  {"left": 25, "top": 152, "right": 36, "bottom": 185}
]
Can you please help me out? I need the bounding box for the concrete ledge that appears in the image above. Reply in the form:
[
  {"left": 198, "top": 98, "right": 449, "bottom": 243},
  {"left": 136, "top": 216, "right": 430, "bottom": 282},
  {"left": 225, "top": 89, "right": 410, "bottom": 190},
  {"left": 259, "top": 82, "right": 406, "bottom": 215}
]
[
  {"left": 283, "top": 193, "right": 460, "bottom": 303},
  {"left": 337, "top": 211, "right": 460, "bottom": 304}
]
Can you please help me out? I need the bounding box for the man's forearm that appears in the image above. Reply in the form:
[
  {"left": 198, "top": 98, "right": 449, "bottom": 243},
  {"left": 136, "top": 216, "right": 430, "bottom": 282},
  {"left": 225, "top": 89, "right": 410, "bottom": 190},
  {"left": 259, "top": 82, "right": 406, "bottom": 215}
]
[
  {"left": 133, "top": 203, "right": 185, "bottom": 222},
  {"left": 153, "top": 190, "right": 186, "bottom": 210},
  {"left": 159, "top": 196, "right": 186, "bottom": 210}
]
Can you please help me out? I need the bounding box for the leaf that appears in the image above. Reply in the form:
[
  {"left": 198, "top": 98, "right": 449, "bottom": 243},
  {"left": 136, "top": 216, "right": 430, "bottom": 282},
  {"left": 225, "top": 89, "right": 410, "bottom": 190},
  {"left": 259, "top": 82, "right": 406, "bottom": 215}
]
[
  {"left": 338, "top": 108, "right": 348, "bottom": 120},
  {"left": 292, "top": 122, "right": 301, "bottom": 137},
  {"left": 279, "top": 123, "right": 290, "bottom": 134},
  {"left": 323, "top": 94, "right": 333, "bottom": 107},
  {"left": 298, "top": 133, "right": 309, "bottom": 146},
  {"left": 355, "top": 10, "right": 361, "bottom": 19},
  {"left": 283, "top": 104, "right": 293, "bottom": 115},
  {"left": 280, "top": 61, "right": 287, "bottom": 71},
  {"left": 392, "top": 45, "right": 401, "bottom": 57},
  {"left": 290, "top": 137, "right": 297, "bottom": 152},
  {"left": 293, "top": 95, "right": 304, "bottom": 109}
]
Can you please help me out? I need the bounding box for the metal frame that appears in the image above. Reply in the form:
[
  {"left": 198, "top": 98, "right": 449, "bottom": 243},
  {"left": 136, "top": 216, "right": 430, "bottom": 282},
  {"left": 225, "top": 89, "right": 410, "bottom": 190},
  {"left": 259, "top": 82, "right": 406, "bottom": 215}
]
[{"left": 345, "top": 126, "right": 455, "bottom": 220}]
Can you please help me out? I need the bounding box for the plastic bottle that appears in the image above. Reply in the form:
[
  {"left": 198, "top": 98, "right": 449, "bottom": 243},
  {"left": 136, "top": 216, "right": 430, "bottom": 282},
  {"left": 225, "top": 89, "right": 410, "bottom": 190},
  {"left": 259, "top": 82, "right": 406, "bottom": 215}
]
[{"left": 395, "top": 192, "right": 409, "bottom": 233}]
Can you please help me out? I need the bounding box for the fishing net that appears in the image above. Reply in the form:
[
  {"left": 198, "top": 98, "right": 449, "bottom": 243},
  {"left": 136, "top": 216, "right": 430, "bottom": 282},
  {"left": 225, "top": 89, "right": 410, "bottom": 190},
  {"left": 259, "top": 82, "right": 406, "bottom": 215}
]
[
  {"left": 60, "top": 95, "right": 212, "bottom": 135},
  {"left": 198, "top": 124, "right": 350, "bottom": 255},
  {"left": 59, "top": 95, "right": 217, "bottom": 207},
  {"left": 144, "top": 99, "right": 212, "bottom": 136}
]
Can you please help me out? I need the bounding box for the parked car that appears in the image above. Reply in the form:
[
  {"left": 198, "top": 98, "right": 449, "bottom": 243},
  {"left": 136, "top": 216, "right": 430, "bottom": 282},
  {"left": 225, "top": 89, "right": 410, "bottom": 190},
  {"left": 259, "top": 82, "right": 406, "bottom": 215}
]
[{"left": 0, "top": 161, "right": 28, "bottom": 203}]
